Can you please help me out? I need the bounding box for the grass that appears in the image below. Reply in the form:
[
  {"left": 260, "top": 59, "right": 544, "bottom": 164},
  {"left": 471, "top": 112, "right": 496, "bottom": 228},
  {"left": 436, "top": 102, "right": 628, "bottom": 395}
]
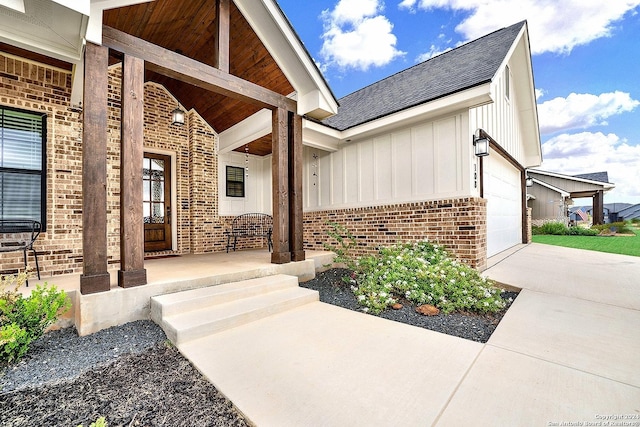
[{"left": 532, "top": 226, "right": 640, "bottom": 257}]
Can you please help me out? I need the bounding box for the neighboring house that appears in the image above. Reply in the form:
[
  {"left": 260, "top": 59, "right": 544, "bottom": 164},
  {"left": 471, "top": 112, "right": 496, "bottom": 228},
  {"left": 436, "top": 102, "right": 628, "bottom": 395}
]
[
  {"left": 527, "top": 170, "right": 615, "bottom": 225},
  {"left": 609, "top": 203, "right": 640, "bottom": 222},
  {"left": 302, "top": 20, "right": 542, "bottom": 268},
  {"left": 0, "top": 0, "right": 541, "bottom": 293}
]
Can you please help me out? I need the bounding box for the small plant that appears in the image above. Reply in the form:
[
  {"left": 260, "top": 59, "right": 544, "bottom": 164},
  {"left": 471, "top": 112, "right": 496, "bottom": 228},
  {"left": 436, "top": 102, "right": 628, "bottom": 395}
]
[
  {"left": 349, "top": 240, "right": 508, "bottom": 315},
  {"left": 566, "top": 226, "right": 598, "bottom": 236},
  {"left": 78, "top": 417, "right": 108, "bottom": 427},
  {"left": 323, "top": 222, "right": 358, "bottom": 270},
  {"left": 591, "top": 221, "right": 633, "bottom": 234},
  {"left": 0, "top": 272, "right": 71, "bottom": 364}
]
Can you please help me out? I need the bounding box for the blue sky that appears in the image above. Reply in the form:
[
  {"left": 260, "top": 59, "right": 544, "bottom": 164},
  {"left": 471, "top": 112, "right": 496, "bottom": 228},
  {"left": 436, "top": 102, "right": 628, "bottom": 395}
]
[{"left": 277, "top": 0, "right": 640, "bottom": 204}]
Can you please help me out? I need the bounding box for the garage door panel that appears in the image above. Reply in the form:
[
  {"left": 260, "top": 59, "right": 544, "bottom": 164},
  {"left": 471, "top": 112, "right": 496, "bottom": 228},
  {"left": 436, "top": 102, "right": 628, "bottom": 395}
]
[{"left": 484, "top": 155, "right": 521, "bottom": 257}]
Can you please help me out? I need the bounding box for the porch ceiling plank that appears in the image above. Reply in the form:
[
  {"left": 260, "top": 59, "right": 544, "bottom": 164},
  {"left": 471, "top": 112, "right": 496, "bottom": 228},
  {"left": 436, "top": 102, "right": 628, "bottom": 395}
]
[{"left": 102, "top": 25, "right": 297, "bottom": 113}]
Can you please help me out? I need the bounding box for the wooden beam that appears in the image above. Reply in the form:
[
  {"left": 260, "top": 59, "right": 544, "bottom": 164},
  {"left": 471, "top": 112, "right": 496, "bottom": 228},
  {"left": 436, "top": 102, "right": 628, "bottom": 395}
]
[
  {"left": 80, "top": 42, "right": 110, "bottom": 295},
  {"left": 214, "top": 0, "right": 230, "bottom": 73},
  {"left": 271, "top": 107, "right": 291, "bottom": 264},
  {"left": 118, "top": 54, "right": 147, "bottom": 288},
  {"left": 289, "top": 113, "right": 305, "bottom": 261},
  {"left": 102, "top": 25, "right": 296, "bottom": 112},
  {"left": 593, "top": 190, "right": 604, "bottom": 225}
]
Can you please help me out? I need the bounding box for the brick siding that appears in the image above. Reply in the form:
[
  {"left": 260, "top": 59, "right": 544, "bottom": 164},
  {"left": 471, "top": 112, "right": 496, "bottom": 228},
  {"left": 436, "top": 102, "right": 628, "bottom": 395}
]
[
  {"left": 303, "top": 197, "right": 488, "bottom": 270},
  {"left": 0, "top": 55, "right": 269, "bottom": 278}
]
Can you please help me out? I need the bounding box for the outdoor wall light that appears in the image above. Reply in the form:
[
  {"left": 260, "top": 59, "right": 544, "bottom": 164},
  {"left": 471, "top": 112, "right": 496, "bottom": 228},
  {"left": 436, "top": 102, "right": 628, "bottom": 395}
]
[
  {"left": 473, "top": 135, "right": 490, "bottom": 157},
  {"left": 171, "top": 106, "right": 185, "bottom": 126},
  {"left": 526, "top": 176, "right": 533, "bottom": 187}
]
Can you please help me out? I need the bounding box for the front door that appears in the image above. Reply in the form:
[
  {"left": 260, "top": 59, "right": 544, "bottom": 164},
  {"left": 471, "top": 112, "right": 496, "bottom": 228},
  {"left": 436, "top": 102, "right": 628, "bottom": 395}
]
[{"left": 143, "top": 153, "right": 172, "bottom": 252}]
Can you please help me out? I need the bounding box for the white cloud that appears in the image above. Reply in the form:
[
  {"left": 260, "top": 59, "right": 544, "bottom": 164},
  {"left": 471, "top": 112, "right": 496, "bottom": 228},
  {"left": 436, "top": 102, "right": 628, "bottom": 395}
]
[
  {"left": 541, "top": 132, "right": 640, "bottom": 203},
  {"left": 399, "top": 0, "right": 640, "bottom": 55},
  {"left": 537, "top": 91, "right": 640, "bottom": 135},
  {"left": 535, "top": 88, "right": 545, "bottom": 100},
  {"left": 320, "top": 0, "right": 405, "bottom": 71}
]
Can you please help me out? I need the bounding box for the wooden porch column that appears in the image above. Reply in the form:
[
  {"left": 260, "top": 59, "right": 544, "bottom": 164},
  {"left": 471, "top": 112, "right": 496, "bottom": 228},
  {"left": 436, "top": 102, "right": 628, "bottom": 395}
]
[
  {"left": 289, "top": 113, "right": 305, "bottom": 261},
  {"left": 593, "top": 190, "right": 604, "bottom": 225},
  {"left": 80, "top": 43, "right": 110, "bottom": 294},
  {"left": 271, "top": 107, "right": 291, "bottom": 264},
  {"left": 118, "top": 54, "right": 147, "bottom": 288}
]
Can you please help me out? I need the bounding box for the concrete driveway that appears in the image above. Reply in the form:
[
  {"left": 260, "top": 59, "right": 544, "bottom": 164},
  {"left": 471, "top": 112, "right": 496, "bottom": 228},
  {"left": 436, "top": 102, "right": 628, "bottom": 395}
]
[{"left": 178, "top": 243, "right": 640, "bottom": 426}]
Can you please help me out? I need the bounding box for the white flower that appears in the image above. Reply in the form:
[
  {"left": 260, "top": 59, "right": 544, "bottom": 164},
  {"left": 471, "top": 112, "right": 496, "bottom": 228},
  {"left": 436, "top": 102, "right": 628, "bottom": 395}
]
[
  {"left": 358, "top": 295, "right": 366, "bottom": 301},
  {"left": 380, "top": 292, "right": 388, "bottom": 298},
  {"left": 363, "top": 307, "right": 369, "bottom": 313}
]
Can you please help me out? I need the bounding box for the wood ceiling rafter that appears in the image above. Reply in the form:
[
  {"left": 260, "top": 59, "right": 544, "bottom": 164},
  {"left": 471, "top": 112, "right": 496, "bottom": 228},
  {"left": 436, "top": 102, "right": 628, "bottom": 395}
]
[{"left": 102, "top": 25, "right": 296, "bottom": 113}]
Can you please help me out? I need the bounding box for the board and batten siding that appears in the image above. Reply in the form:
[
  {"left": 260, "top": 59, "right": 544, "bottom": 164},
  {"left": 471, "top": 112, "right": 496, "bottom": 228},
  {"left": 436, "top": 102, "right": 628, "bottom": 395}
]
[
  {"left": 469, "top": 64, "right": 527, "bottom": 165},
  {"left": 218, "top": 151, "right": 272, "bottom": 216},
  {"left": 303, "top": 113, "right": 472, "bottom": 211}
]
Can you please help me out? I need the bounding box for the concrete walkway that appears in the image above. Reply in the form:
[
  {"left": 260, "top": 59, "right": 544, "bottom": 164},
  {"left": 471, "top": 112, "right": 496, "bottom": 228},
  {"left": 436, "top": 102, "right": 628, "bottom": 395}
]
[{"left": 178, "top": 243, "right": 640, "bottom": 426}]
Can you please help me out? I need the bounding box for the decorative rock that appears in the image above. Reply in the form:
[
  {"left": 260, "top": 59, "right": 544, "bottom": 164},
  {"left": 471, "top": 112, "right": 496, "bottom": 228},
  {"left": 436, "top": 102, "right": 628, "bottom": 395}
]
[
  {"left": 392, "top": 303, "right": 403, "bottom": 310},
  {"left": 416, "top": 304, "right": 440, "bottom": 316}
]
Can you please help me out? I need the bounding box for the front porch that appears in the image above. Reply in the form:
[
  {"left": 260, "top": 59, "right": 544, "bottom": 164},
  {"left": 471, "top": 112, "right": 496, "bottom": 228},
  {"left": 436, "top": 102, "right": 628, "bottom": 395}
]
[{"left": 23, "top": 250, "right": 334, "bottom": 336}]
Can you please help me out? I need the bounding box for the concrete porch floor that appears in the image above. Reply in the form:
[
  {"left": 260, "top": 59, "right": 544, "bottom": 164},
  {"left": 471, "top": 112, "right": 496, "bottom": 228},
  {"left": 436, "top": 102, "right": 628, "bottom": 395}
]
[{"left": 23, "top": 249, "right": 335, "bottom": 335}]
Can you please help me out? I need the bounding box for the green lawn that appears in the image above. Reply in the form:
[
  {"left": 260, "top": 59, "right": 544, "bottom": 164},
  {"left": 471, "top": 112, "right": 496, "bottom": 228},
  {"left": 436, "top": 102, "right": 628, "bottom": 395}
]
[{"left": 532, "top": 227, "right": 640, "bottom": 257}]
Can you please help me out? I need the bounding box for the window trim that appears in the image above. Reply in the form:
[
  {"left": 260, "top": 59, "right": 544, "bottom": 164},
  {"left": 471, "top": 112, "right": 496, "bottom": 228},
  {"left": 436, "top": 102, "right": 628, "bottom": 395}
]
[
  {"left": 225, "top": 165, "right": 245, "bottom": 198},
  {"left": 0, "top": 105, "right": 47, "bottom": 231},
  {"left": 505, "top": 64, "right": 510, "bottom": 101}
]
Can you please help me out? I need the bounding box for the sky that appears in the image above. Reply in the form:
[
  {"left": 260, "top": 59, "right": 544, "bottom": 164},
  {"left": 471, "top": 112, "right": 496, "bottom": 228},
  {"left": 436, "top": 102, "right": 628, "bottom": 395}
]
[{"left": 277, "top": 0, "right": 640, "bottom": 204}]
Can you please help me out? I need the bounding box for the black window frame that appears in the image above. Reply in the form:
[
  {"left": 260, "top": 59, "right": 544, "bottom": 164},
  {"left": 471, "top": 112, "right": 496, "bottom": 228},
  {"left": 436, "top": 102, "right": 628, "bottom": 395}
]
[
  {"left": 226, "top": 165, "right": 245, "bottom": 198},
  {"left": 0, "top": 105, "right": 47, "bottom": 231}
]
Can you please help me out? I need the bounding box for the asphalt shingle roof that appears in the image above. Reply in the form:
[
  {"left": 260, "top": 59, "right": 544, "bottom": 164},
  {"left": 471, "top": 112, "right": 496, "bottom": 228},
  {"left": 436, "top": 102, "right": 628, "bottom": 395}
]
[
  {"left": 321, "top": 21, "right": 526, "bottom": 131},
  {"left": 573, "top": 172, "right": 610, "bottom": 183}
]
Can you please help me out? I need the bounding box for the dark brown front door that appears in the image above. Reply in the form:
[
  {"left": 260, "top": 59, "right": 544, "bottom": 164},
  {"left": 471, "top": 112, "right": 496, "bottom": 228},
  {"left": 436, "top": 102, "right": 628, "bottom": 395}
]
[{"left": 143, "top": 153, "right": 172, "bottom": 252}]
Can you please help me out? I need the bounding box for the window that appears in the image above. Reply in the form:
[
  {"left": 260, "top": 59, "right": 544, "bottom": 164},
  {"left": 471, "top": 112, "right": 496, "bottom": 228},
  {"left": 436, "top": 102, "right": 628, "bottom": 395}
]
[
  {"left": 226, "top": 166, "right": 245, "bottom": 197},
  {"left": 0, "top": 106, "right": 46, "bottom": 228},
  {"left": 505, "top": 65, "right": 510, "bottom": 100}
]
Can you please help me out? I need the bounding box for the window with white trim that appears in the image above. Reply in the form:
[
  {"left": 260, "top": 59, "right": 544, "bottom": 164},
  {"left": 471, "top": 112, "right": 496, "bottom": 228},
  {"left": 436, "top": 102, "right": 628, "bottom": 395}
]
[{"left": 0, "top": 106, "right": 47, "bottom": 228}]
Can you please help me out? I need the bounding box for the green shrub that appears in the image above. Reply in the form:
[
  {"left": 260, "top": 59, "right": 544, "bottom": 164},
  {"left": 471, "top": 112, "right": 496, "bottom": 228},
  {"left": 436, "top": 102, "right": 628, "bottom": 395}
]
[
  {"left": 0, "top": 272, "right": 70, "bottom": 364},
  {"left": 534, "top": 221, "right": 568, "bottom": 235},
  {"left": 78, "top": 416, "right": 108, "bottom": 427},
  {"left": 350, "top": 241, "right": 507, "bottom": 315},
  {"left": 591, "top": 221, "right": 633, "bottom": 234},
  {"left": 566, "top": 226, "right": 598, "bottom": 236}
]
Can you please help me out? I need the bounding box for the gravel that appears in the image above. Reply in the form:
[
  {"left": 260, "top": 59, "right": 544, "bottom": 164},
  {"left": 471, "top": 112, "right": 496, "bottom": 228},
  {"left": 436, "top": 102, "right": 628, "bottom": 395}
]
[
  {"left": 0, "top": 268, "right": 517, "bottom": 425},
  {"left": 300, "top": 268, "right": 518, "bottom": 343}
]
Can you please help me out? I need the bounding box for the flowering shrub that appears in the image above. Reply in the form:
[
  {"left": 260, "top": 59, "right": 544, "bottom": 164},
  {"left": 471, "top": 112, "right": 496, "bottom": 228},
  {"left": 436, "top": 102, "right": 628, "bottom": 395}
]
[{"left": 348, "top": 241, "right": 508, "bottom": 315}]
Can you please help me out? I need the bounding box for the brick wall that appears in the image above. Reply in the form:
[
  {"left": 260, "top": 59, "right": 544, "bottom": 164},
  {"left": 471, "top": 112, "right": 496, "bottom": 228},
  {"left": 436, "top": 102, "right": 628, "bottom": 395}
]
[
  {"left": 303, "top": 197, "right": 488, "bottom": 270},
  {"left": 1, "top": 54, "right": 270, "bottom": 278}
]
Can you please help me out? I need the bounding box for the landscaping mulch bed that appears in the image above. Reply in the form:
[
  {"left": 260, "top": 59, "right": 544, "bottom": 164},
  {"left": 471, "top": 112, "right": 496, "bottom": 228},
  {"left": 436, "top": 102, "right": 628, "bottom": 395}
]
[{"left": 1, "top": 268, "right": 517, "bottom": 426}]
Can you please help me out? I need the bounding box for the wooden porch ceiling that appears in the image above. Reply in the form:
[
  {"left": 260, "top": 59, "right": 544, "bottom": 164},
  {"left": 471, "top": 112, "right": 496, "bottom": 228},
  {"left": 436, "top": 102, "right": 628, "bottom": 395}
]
[{"left": 103, "top": 0, "right": 294, "bottom": 157}]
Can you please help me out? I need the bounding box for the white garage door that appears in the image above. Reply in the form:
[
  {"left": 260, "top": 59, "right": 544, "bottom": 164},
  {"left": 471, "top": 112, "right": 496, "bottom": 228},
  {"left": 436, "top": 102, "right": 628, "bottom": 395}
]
[{"left": 484, "top": 154, "right": 522, "bottom": 257}]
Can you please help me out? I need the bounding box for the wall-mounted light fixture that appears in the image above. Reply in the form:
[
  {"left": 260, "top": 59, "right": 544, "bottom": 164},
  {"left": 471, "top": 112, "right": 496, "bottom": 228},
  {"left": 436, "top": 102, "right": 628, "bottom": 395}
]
[
  {"left": 171, "top": 106, "right": 185, "bottom": 126},
  {"left": 526, "top": 176, "right": 533, "bottom": 187},
  {"left": 473, "top": 133, "right": 490, "bottom": 157}
]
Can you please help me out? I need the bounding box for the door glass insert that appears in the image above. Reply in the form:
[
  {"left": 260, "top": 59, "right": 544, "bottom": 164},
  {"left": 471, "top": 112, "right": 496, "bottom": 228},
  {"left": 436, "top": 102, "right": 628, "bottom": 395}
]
[{"left": 143, "top": 157, "right": 166, "bottom": 224}]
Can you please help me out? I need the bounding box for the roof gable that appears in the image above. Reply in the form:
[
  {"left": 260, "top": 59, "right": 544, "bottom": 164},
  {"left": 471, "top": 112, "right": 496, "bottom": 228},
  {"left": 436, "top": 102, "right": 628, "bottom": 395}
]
[{"left": 322, "top": 21, "right": 525, "bottom": 131}]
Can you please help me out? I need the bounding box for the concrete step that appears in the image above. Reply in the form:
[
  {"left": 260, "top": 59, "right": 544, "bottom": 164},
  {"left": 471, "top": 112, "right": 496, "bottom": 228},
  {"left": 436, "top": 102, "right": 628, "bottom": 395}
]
[
  {"left": 150, "top": 274, "right": 299, "bottom": 323},
  {"left": 157, "top": 283, "right": 319, "bottom": 345}
]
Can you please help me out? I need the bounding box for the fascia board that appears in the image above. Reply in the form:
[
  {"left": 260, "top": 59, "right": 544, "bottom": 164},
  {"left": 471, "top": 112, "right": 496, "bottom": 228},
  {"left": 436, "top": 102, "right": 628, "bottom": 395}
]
[
  {"left": 532, "top": 178, "right": 570, "bottom": 197},
  {"left": 341, "top": 84, "right": 492, "bottom": 142},
  {"left": 529, "top": 169, "right": 615, "bottom": 188},
  {"left": 219, "top": 109, "right": 272, "bottom": 154},
  {"left": 302, "top": 120, "right": 340, "bottom": 152},
  {"left": 52, "top": 0, "right": 90, "bottom": 15},
  {"left": 234, "top": 0, "right": 338, "bottom": 119}
]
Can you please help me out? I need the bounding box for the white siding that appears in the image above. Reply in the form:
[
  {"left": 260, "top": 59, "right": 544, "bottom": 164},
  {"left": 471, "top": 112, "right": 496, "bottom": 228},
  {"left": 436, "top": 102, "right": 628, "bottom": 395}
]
[
  {"left": 303, "top": 113, "right": 471, "bottom": 211},
  {"left": 218, "top": 151, "right": 271, "bottom": 215},
  {"left": 469, "top": 64, "right": 526, "bottom": 164}
]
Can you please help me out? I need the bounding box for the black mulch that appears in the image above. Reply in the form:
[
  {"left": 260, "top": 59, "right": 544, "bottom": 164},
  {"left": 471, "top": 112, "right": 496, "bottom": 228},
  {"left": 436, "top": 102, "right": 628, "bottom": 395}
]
[
  {"left": 1, "top": 268, "right": 517, "bottom": 426},
  {"left": 300, "top": 268, "right": 518, "bottom": 343}
]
